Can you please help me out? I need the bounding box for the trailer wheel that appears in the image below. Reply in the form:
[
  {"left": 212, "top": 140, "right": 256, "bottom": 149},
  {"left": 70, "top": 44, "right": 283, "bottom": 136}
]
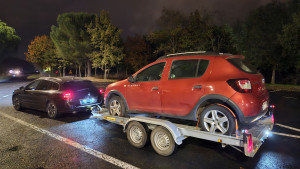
[
  {"left": 200, "top": 105, "right": 235, "bottom": 135},
  {"left": 126, "top": 121, "right": 149, "bottom": 148},
  {"left": 151, "top": 126, "right": 176, "bottom": 156},
  {"left": 108, "top": 96, "right": 125, "bottom": 117}
]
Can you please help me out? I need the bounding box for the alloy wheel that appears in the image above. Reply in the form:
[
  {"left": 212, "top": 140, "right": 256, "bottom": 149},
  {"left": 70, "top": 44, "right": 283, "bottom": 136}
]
[
  {"left": 203, "top": 110, "right": 229, "bottom": 134},
  {"left": 109, "top": 100, "right": 121, "bottom": 116},
  {"left": 47, "top": 103, "right": 56, "bottom": 118},
  {"left": 13, "top": 97, "right": 20, "bottom": 109}
]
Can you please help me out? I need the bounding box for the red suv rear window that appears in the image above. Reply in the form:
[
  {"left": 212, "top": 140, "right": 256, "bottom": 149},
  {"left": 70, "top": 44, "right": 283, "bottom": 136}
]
[{"left": 227, "top": 58, "right": 258, "bottom": 74}]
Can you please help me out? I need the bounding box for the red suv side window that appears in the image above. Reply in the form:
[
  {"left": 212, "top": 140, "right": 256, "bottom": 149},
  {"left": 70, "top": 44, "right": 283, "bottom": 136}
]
[
  {"left": 169, "top": 59, "right": 209, "bottom": 79},
  {"left": 135, "top": 62, "right": 165, "bottom": 82}
]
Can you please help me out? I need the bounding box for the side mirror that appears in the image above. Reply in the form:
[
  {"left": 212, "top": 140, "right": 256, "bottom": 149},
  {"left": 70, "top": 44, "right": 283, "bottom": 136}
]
[
  {"left": 20, "top": 86, "right": 25, "bottom": 91},
  {"left": 128, "top": 76, "right": 135, "bottom": 83}
]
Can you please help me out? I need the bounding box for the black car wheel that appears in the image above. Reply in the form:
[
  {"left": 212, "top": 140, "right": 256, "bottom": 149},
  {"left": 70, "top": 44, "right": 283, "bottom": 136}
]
[
  {"left": 13, "top": 96, "right": 22, "bottom": 111},
  {"left": 108, "top": 96, "right": 125, "bottom": 117},
  {"left": 47, "top": 101, "right": 58, "bottom": 119},
  {"left": 200, "top": 105, "right": 236, "bottom": 135}
]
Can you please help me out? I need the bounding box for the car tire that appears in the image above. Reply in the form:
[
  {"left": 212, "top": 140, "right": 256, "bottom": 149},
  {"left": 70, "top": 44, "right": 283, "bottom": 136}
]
[
  {"left": 126, "top": 121, "right": 149, "bottom": 148},
  {"left": 46, "top": 101, "right": 59, "bottom": 119},
  {"left": 200, "top": 105, "right": 236, "bottom": 135},
  {"left": 13, "top": 96, "right": 22, "bottom": 111},
  {"left": 108, "top": 96, "right": 125, "bottom": 117},
  {"left": 150, "top": 126, "right": 176, "bottom": 156}
]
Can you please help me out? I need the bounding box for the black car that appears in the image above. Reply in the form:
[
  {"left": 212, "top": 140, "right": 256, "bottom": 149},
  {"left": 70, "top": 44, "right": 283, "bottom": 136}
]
[{"left": 12, "top": 77, "right": 103, "bottom": 118}]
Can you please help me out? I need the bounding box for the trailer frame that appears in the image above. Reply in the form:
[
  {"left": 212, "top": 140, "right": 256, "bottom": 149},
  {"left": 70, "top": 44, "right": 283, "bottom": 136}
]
[{"left": 91, "top": 108, "right": 273, "bottom": 157}]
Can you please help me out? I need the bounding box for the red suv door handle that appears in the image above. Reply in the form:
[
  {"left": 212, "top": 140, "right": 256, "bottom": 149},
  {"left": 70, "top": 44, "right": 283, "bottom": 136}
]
[
  {"left": 152, "top": 87, "right": 159, "bottom": 90},
  {"left": 192, "top": 85, "right": 202, "bottom": 90}
]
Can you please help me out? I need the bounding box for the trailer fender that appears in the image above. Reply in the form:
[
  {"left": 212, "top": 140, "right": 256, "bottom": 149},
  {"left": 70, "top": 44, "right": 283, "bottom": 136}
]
[{"left": 124, "top": 116, "right": 185, "bottom": 145}]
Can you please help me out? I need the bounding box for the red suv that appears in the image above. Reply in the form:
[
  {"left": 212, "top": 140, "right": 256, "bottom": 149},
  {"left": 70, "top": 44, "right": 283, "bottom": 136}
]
[{"left": 104, "top": 52, "right": 270, "bottom": 135}]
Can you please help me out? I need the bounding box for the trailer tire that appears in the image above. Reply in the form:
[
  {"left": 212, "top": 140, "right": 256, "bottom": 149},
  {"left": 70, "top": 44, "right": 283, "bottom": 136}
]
[
  {"left": 151, "top": 126, "right": 176, "bottom": 156},
  {"left": 200, "top": 105, "right": 235, "bottom": 135},
  {"left": 126, "top": 121, "right": 149, "bottom": 148}
]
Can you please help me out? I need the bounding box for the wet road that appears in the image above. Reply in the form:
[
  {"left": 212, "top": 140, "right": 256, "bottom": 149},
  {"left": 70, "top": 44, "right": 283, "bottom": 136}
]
[{"left": 0, "top": 80, "right": 300, "bottom": 169}]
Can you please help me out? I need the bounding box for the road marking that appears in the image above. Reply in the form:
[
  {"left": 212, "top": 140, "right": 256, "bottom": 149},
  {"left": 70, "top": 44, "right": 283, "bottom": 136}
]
[
  {"left": 275, "top": 123, "right": 300, "bottom": 132},
  {"left": 2, "top": 94, "right": 11, "bottom": 98},
  {"left": 0, "top": 112, "right": 139, "bottom": 169},
  {"left": 271, "top": 132, "right": 300, "bottom": 139}
]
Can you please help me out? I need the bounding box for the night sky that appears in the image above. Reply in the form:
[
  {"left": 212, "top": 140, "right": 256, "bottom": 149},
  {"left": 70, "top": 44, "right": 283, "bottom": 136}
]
[{"left": 0, "top": 0, "right": 272, "bottom": 60}]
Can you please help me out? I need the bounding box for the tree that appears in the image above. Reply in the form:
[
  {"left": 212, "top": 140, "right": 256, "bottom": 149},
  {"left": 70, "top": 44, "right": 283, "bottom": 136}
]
[
  {"left": 148, "top": 8, "right": 235, "bottom": 57},
  {"left": 235, "top": 1, "right": 290, "bottom": 84},
  {"left": 50, "top": 12, "right": 95, "bottom": 77},
  {"left": 147, "top": 8, "right": 187, "bottom": 55},
  {"left": 206, "top": 24, "right": 235, "bottom": 53},
  {"left": 87, "top": 10, "right": 124, "bottom": 79},
  {"left": 0, "top": 20, "right": 21, "bottom": 62},
  {"left": 181, "top": 10, "right": 211, "bottom": 51},
  {"left": 124, "top": 35, "right": 150, "bottom": 74},
  {"left": 279, "top": 12, "right": 300, "bottom": 84},
  {"left": 25, "top": 35, "right": 57, "bottom": 72}
]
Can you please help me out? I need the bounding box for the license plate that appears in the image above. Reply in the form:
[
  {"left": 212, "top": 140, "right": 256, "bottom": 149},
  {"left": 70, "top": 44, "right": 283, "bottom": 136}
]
[
  {"left": 80, "top": 97, "right": 97, "bottom": 105},
  {"left": 262, "top": 101, "right": 268, "bottom": 111}
]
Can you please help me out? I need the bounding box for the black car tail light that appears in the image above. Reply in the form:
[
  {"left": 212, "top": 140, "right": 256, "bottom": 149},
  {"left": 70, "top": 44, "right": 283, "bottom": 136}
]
[
  {"left": 62, "top": 91, "right": 73, "bottom": 101},
  {"left": 99, "top": 88, "right": 104, "bottom": 94},
  {"left": 227, "top": 79, "right": 252, "bottom": 93}
]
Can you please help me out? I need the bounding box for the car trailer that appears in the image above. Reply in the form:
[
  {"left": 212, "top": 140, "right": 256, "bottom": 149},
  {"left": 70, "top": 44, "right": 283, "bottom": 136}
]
[{"left": 91, "top": 109, "right": 274, "bottom": 157}]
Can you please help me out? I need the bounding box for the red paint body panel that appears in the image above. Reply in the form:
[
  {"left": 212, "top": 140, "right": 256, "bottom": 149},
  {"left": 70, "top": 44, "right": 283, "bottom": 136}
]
[
  {"left": 159, "top": 56, "right": 213, "bottom": 116},
  {"left": 126, "top": 80, "right": 162, "bottom": 113}
]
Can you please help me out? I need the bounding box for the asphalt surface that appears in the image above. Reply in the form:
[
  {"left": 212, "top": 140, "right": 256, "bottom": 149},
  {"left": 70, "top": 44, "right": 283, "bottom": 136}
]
[{"left": 0, "top": 79, "right": 300, "bottom": 169}]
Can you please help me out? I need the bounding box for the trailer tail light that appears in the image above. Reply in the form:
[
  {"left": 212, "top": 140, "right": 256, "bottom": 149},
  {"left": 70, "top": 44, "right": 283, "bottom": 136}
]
[
  {"left": 272, "top": 114, "right": 274, "bottom": 124},
  {"left": 99, "top": 89, "right": 104, "bottom": 94},
  {"left": 246, "top": 134, "right": 253, "bottom": 153},
  {"left": 227, "top": 79, "right": 252, "bottom": 93},
  {"left": 63, "top": 91, "right": 73, "bottom": 101}
]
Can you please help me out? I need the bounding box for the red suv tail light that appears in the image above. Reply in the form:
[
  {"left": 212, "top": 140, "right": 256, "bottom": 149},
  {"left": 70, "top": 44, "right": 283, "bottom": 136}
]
[
  {"left": 62, "top": 91, "right": 73, "bottom": 101},
  {"left": 227, "top": 79, "right": 252, "bottom": 93}
]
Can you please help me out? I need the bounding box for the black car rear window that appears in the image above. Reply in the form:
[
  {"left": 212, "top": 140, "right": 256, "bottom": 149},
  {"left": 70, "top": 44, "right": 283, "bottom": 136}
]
[
  {"left": 61, "top": 81, "right": 97, "bottom": 91},
  {"left": 49, "top": 82, "right": 59, "bottom": 90},
  {"left": 227, "top": 58, "right": 258, "bottom": 74}
]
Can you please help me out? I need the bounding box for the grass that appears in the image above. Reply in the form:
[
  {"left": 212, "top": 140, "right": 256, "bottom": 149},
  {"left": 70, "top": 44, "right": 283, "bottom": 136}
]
[
  {"left": 0, "top": 76, "right": 9, "bottom": 80},
  {"left": 80, "top": 77, "right": 117, "bottom": 83},
  {"left": 27, "top": 74, "right": 40, "bottom": 79},
  {"left": 266, "top": 83, "right": 300, "bottom": 91}
]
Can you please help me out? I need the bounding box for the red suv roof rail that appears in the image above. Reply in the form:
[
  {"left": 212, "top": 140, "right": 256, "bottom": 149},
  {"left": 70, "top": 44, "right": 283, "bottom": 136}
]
[
  {"left": 225, "top": 55, "right": 245, "bottom": 59},
  {"left": 156, "top": 51, "right": 232, "bottom": 61}
]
